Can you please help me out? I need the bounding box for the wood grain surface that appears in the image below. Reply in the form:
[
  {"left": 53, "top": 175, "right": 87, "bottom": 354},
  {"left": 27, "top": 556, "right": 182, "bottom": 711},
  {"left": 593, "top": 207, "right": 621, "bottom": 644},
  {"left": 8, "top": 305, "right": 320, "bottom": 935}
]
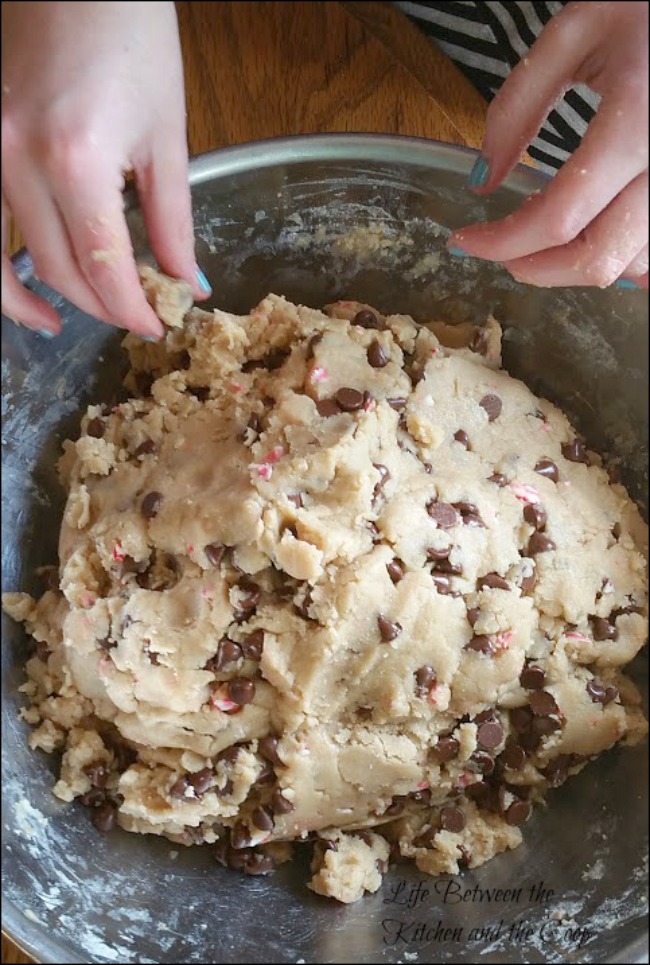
[{"left": 3, "top": 3, "right": 487, "bottom": 962}]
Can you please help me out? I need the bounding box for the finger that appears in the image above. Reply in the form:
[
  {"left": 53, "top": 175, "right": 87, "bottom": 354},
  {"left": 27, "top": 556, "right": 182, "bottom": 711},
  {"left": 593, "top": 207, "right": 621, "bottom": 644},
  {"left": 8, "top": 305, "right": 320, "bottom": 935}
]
[
  {"left": 2, "top": 194, "right": 61, "bottom": 334},
  {"left": 452, "top": 89, "right": 648, "bottom": 264},
  {"left": 1, "top": 252, "right": 62, "bottom": 334},
  {"left": 474, "top": 2, "right": 599, "bottom": 191},
  {"left": 136, "top": 145, "right": 209, "bottom": 301},
  {"left": 52, "top": 166, "right": 164, "bottom": 338},
  {"left": 500, "top": 172, "right": 649, "bottom": 288},
  {"left": 4, "top": 169, "right": 119, "bottom": 326},
  {"left": 622, "top": 245, "right": 649, "bottom": 282}
]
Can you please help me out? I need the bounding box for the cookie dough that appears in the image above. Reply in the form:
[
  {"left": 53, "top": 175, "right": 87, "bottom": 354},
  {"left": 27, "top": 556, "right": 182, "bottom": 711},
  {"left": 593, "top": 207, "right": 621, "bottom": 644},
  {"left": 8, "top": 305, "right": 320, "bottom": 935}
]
[{"left": 4, "top": 267, "right": 648, "bottom": 903}]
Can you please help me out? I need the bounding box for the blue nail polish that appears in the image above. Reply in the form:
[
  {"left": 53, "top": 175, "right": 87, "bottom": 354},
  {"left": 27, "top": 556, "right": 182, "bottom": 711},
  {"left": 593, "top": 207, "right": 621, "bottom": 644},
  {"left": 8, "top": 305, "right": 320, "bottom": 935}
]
[
  {"left": 449, "top": 246, "right": 469, "bottom": 258},
  {"left": 196, "top": 268, "right": 212, "bottom": 294},
  {"left": 142, "top": 336, "right": 159, "bottom": 343},
  {"left": 37, "top": 329, "right": 56, "bottom": 340},
  {"left": 614, "top": 278, "right": 640, "bottom": 290},
  {"left": 468, "top": 156, "right": 490, "bottom": 188}
]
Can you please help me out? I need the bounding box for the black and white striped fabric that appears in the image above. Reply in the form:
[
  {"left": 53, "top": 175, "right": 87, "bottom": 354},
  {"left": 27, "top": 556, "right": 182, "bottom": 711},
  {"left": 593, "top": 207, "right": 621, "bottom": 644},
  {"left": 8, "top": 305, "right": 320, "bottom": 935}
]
[{"left": 395, "top": 1, "right": 601, "bottom": 173}]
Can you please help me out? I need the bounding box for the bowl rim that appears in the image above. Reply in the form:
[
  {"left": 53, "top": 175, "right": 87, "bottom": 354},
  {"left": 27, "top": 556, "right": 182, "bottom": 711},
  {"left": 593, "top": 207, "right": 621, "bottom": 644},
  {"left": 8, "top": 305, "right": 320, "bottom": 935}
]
[{"left": 4, "top": 133, "right": 647, "bottom": 965}]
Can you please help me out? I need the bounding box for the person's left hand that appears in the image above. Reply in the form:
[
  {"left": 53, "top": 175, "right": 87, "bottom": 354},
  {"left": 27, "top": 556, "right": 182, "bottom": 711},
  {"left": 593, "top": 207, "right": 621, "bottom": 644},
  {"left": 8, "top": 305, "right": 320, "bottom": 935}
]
[{"left": 448, "top": 1, "right": 648, "bottom": 290}]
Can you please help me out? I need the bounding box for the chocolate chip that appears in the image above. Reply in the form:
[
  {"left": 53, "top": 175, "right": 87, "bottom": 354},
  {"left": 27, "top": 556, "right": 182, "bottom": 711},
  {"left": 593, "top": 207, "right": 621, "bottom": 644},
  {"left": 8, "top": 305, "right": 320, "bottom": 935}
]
[
  {"left": 83, "top": 762, "right": 109, "bottom": 788},
  {"left": 335, "top": 387, "right": 365, "bottom": 411},
  {"left": 500, "top": 742, "right": 526, "bottom": 771},
  {"left": 230, "top": 823, "right": 251, "bottom": 850},
  {"left": 464, "top": 782, "right": 493, "bottom": 807},
  {"left": 562, "top": 439, "right": 589, "bottom": 464},
  {"left": 586, "top": 679, "right": 618, "bottom": 705},
  {"left": 188, "top": 768, "right": 213, "bottom": 795},
  {"left": 254, "top": 763, "right": 275, "bottom": 787},
  {"left": 429, "top": 737, "right": 460, "bottom": 764},
  {"left": 316, "top": 398, "right": 341, "bottom": 417},
  {"left": 520, "top": 569, "right": 537, "bottom": 594},
  {"left": 236, "top": 578, "right": 260, "bottom": 611},
  {"left": 468, "top": 751, "right": 495, "bottom": 775},
  {"left": 97, "top": 636, "right": 116, "bottom": 652},
  {"left": 479, "top": 394, "right": 502, "bottom": 422},
  {"left": 524, "top": 504, "right": 547, "bottom": 531},
  {"left": 258, "top": 736, "right": 283, "bottom": 767},
  {"left": 141, "top": 491, "right": 162, "bottom": 519},
  {"left": 244, "top": 852, "right": 276, "bottom": 876},
  {"left": 387, "top": 397, "right": 407, "bottom": 412},
  {"left": 86, "top": 417, "right": 106, "bottom": 438},
  {"left": 211, "top": 639, "right": 243, "bottom": 672},
  {"left": 466, "top": 607, "right": 480, "bottom": 627},
  {"left": 169, "top": 776, "right": 191, "bottom": 799},
  {"left": 519, "top": 664, "right": 546, "bottom": 690},
  {"left": 440, "top": 806, "right": 466, "bottom": 833},
  {"left": 384, "top": 797, "right": 406, "bottom": 817},
  {"left": 477, "top": 573, "right": 510, "bottom": 591},
  {"left": 92, "top": 802, "right": 117, "bottom": 832},
  {"left": 80, "top": 788, "right": 107, "bottom": 808},
  {"left": 241, "top": 629, "right": 264, "bottom": 661},
  {"left": 529, "top": 690, "right": 559, "bottom": 717},
  {"left": 531, "top": 715, "right": 562, "bottom": 737},
  {"left": 432, "top": 574, "right": 454, "bottom": 594},
  {"left": 271, "top": 789, "right": 295, "bottom": 815},
  {"left": 414, "top": 665, "right": 437, "bottom": 697},
  {"left": 474, "top": 707, "right": 498, "bottom": 724},
  {"left": 433, "top": 560, "right": 463, "bottom": 577},
  {"left": 386, "top": 559, "right": 405, "bottom": 584},
  {"left": 590, "top": 616, "right": 618, "bottom": 641},
  {"left": 454, "top": 430, "right": 471, "bottom": 450},
  {"left": 134, "top": 439, "right": 156, "bottom": 457},
  {"left": 305, "top": 332, "right": 323, "bottom": 359},
  {"left": 528, "top": 532, "right": 556, "bottom": 555},
  {"left": 505, "top": 799, "right": 532, "bottom": 827},
  {"left": 534, "top": 459, "right": 559, "bottom": 482},
  {"left": 188, "top": 385, "right": 210, "bottom": 402},
  {"left": 287, "top": 493, "right": 303, "bottom": 509},
  {"left": 134, "top": 372, "right": 154, "bottom": 397},
  {"left": 453, "top": 501, "right": 485, "bottom": 528},
  {"left": 427, "top": 545, "right": 451, "bottom": 561},
  {"left": 378, "top": 615, "right": 402, "bottom": 642},
  {"left": 251, "top": 805, "right": 275, "bottom": 832},
  {"left": 353, "top": 309, "right": 384, "bottom": 330},
  {"left": 427, "top": 501, "right": 460, "bottom": 528},
  {"left": 469, "top": 329, "right": 488, "bottom": 355},
  {"left": 477, "top": 721, "right": 504, "bottom": 749},
  {"left": 511, "top": 706, "right": 533, "bottom": 734},
  {"left": 372, "top": 463, "right": 390, "bottom": 503},
  {"left": 488, "top": 472, "right": 508, "bottom": 487},
  {"left": 367, "top": 340, "right": 389, "bottom": 368},
  {"left": 205, "top": 543, "right": 225, "bottom": 567},
  {"left": 243, "top": 350, "right": 289, "bottom": 373},
  {"left": 465, "top": 635, "right": 495, "bottom": 655},
  {"left": 543, "top": 757, "right": 570, "bottom": 788},
  {"left": 227, "top": 678, "right": 256, "bottom": 705}
]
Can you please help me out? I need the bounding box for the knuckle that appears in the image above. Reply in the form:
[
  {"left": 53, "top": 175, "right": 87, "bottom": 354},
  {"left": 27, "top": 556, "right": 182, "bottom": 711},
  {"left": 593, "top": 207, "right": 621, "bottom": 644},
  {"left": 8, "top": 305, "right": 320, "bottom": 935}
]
[
  {"left": 1, "top": 113, "right": 25, "bottom": 163},
  {"left": 547, "top": 210, "right": 583, "bottom": 247},
  {"left": 38, "top": 126, "right": 99, "bottom": 179}
]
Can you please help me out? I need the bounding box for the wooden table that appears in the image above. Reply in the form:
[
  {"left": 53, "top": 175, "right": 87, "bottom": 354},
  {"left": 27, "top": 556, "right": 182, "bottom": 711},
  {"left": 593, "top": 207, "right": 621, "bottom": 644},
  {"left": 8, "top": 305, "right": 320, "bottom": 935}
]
[{"left": 2, "top": 3, "right": 487, "bottom": 962}]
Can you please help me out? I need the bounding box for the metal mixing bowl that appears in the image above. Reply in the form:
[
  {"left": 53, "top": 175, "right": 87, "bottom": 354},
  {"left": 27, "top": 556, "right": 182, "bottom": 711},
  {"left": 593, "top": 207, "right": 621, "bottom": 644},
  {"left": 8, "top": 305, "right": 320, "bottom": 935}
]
[{"left": 2, "top": 135, "right": 648, "bottom": 965}]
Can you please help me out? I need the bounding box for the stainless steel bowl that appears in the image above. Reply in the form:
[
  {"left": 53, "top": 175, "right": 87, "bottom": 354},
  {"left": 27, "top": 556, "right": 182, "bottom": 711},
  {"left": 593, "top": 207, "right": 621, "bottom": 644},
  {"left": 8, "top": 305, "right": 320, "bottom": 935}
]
[{"left": 2, "top": 134, "right": 648, "bottom": 965}]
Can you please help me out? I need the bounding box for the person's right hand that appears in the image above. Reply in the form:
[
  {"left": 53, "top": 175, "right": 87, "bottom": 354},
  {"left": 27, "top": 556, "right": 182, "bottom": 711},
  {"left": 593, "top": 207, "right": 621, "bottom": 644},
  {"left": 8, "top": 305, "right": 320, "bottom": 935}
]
[{"left": 1, "top": 1, "right": 210, "bottom": 340}]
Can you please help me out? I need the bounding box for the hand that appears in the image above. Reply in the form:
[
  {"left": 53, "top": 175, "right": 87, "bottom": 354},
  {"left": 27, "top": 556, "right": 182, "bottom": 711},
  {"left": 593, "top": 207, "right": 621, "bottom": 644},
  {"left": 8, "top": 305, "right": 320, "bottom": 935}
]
[
  {"left": 448, "top": 1, "right": 649, "bottom": 290},
  {"left": 1, "top": 1, "right": 209, "bottom": 339}
]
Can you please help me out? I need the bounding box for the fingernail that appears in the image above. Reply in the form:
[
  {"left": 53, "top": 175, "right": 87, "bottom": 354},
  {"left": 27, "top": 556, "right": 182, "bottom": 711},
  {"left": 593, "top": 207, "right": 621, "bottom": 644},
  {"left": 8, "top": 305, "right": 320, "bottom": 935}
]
[
  {"left": 468, "top": 156, "right": 490, "bottom": 188},
  {"left": 37, "top": 329, "right": 56, "bottom": 340},
  {"left": 195, "top": 268, "right": 212, "bottom": 294},
  {"left": 449, "top": 246, "right": 469, "bottom": 258},
  {"left": 142, "top": 335, "right": 160, "bottom": 343},
  {"left": 614, "top": 278, "right": 640, "bottom": 290}
]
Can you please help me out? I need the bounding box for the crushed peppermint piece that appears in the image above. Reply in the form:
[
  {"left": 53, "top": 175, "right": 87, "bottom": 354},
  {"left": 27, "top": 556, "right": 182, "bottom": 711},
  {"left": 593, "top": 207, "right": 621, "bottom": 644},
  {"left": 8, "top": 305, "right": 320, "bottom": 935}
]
[
  {"left": 251, "top": 463, "right": 273, "bottom": 481},
  {"left": 509, "top": 482, "right": 541, "bottom": 504},
  {"left": 112, "top": 543, "right": 125, "bottom": 562},
  {"left": 310, "top": 366, "right": 329, "bottom": 383},
  {"left": 266, "top": 445, "right": 285, "bottom": 463}
]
